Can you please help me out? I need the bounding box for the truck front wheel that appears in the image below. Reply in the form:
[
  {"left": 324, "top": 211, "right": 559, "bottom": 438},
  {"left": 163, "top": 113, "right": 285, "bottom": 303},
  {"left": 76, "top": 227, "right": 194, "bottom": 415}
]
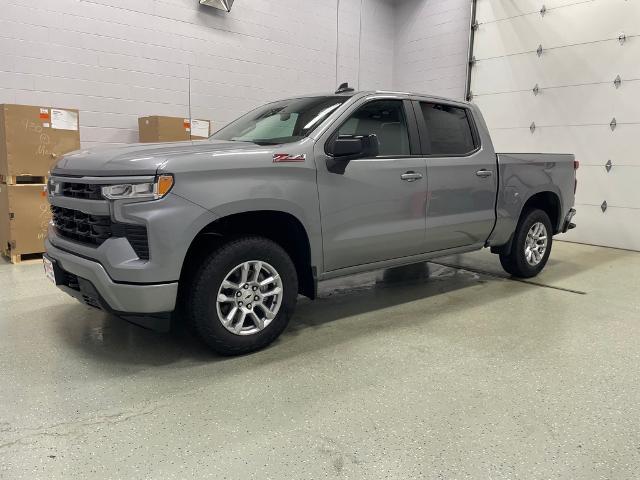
[
  {"left": 499, "top": 208, "right": 553, "bottom": 278},
  {"left": 188, "top": 236, "right": 298, "bottom": 355}
]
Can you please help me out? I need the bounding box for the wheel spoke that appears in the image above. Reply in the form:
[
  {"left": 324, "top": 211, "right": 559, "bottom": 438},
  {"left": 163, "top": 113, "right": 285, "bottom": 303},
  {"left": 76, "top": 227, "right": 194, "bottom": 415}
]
[
  {"left": 239, "top": 262, "right": 250, "bottom": 284},
  {"left": 262, "top": 286, "right": 282, "bottom": 298},
  {"left": 223, "top": 306, "right": 238, "bottom": 326},
  {"left": 252, "top": 261, "right": 262, "bottom": 282},
  {"left": 217, "top": 293, "right": 233, "bottom": 303},
  {"left": 222, "top": 280, "right": 239, "bottom": 289},
  {"left": 249, "top": 311, "right": 264, "bottom": 330},
  {"left": 259, "top": 274, "right": 280, "bottom": 287},
  {"left": 234, "top": 310, "right": 247, "bottom": 334}
]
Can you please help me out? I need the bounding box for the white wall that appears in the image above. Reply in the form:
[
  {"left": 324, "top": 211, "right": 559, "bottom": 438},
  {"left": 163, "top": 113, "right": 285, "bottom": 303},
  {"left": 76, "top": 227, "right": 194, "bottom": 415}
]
[
  {"left": 338, "top": 0, "right": 396, "bottom": 91},
  {"left": 471, "top": 0, "right": 640, "bottom": 251},
  {"left": 0, "top": 0, "right": 394, "bottom": 149},
  {"left": 393, "top": 0, "right": 471, "bottom": 99}
]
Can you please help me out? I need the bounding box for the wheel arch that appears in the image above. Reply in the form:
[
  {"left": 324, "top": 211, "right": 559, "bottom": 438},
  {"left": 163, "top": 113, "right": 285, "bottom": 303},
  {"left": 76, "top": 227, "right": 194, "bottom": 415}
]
[
  {"left": 520, "top": 190, "right": 562, "bottom": 233},
  {"left": 491, "top": 189, "right": 562, "bottom": 256},
  {"left": 179, "top": 207, "right": 317, "bottom": 301}
]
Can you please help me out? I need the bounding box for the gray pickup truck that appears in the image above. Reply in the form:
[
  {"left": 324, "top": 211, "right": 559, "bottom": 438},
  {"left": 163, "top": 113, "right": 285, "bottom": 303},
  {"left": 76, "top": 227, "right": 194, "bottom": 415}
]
[{"left": 44, "top": 87, "right": 577, "bottom": 355}]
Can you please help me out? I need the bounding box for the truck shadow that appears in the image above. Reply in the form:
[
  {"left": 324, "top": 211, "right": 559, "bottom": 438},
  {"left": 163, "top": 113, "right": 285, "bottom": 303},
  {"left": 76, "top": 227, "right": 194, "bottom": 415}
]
[{"left": 56, "top": 262, "right": 508, "bottom": 368}]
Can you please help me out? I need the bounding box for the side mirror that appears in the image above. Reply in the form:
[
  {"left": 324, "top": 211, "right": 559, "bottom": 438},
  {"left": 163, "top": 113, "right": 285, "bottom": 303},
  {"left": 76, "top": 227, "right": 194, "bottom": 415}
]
[{"left": 326, "top": 134, "right": 379, "bottom": 174}]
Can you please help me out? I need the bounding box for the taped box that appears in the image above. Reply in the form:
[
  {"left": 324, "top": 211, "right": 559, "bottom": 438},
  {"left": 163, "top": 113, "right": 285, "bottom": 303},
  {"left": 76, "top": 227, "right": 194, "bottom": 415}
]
[
  {"left": 0, "top": 104, "right": 81, "bottom": 179},
  {"left": 138, "top": 116, "right": 211, "bottom": 143},
  {"left": 0, "top": 183, "right": 51, "bottom": 260}
]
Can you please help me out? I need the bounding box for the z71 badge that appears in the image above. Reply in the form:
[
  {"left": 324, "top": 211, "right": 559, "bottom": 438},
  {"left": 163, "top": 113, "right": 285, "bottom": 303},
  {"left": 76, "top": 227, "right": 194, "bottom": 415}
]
[{"left": 273, "top": 153, "right": 306, "bottom": 163}]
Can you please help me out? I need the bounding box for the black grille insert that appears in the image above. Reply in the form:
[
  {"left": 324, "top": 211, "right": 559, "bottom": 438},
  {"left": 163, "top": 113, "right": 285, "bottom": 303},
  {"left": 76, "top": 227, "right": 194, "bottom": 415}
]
[
  {"left": 60, "top": 182, "right": 103, "bottom": 200},
  {"left": 51, "top": 206, "right": 149, "bottom": 260}
]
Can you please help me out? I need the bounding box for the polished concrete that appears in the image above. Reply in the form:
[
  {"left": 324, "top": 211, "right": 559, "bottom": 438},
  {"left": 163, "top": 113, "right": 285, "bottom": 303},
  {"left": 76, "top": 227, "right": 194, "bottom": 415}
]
[{"left": 1, "top": 241, "right": 639, "bottom": 479}]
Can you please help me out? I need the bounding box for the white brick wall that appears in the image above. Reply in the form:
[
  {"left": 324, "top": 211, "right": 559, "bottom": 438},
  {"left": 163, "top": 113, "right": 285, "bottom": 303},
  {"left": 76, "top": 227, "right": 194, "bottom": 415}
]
[
  {"left": 393, "top": 0, "right": 471, "bottom": 99},
  {"left": 0, "top": 0, "right": 396, "bottom": 148}
]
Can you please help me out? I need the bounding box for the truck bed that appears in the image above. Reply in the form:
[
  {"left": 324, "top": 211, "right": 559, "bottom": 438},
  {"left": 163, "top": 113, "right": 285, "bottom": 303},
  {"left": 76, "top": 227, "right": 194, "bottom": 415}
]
[{"left": 488, "top": 152, "right": 576, "bottom": 247}]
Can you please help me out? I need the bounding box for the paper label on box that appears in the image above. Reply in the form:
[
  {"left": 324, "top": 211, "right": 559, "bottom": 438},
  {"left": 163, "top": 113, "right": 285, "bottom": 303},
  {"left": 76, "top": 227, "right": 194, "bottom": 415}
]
[
  {"left": 191, "top": 119, "right": 210, "bottom": 138},
  {"left": 51, "top": 109, "right": 78, "bottom": 131},
  {"left": 42, "top": 123, "right": 50, "bottom": 128}
]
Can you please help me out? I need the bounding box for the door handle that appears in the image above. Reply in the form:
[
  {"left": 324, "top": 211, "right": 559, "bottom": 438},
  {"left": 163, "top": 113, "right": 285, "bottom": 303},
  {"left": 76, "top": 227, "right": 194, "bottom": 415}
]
[
  {"left": 401, "top": 171, "right": 423, "bottom": 182},
  {"left": 476, "top": 169, "right": 493, "bottom": 178}
]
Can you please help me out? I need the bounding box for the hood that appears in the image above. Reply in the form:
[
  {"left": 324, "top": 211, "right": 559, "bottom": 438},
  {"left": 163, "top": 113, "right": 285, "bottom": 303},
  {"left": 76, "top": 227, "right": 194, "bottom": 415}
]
[{"left": 51, "top": 140, "right": 260, "bottom": 177}]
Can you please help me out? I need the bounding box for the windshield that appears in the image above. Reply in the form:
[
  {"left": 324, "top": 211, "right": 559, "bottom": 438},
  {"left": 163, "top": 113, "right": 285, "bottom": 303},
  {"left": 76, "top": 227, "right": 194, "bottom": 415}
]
[{"left": 210, "top": 96, "right": 350, "bottom": 145}]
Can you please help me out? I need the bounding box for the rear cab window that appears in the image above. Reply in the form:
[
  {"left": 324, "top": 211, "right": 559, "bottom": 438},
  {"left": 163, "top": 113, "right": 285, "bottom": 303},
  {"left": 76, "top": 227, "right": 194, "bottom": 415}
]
[{"left": 417, "top": 102, "right": 478, "bottom": 156}]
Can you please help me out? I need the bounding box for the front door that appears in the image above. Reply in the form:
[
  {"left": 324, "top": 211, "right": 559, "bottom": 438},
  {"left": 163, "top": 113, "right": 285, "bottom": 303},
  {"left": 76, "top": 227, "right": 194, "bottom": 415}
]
[{"left": 316, "top": 98, "right": 427, "bottom": 272}]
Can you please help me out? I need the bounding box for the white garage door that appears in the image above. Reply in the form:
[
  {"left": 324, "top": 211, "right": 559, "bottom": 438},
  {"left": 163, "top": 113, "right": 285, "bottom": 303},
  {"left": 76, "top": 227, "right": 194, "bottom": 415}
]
[{"left": 470, "top": 0, "right": 640, "bottom": 251}]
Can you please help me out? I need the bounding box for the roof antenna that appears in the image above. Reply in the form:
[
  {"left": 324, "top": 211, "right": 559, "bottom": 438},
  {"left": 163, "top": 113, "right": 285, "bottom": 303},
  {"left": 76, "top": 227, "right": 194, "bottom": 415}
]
[{"left": 335, "top": 82, "right": 355, "bottom": 94}]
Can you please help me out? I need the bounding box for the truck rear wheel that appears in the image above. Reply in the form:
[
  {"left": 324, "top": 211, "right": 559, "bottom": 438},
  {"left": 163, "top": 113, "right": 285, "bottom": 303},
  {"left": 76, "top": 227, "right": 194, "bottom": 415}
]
[
  {"left": 499, "top": 208, "right": 553, "bottom": 278},
  {"left": 188, "top": 236, "right": 298, "bottom": 355}
]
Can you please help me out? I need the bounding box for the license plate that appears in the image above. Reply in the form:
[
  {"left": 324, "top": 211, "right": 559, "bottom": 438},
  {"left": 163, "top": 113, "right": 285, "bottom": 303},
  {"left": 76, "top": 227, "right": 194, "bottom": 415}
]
[{"left": 43, "top": 257, "right": 56, "bottom": 284}]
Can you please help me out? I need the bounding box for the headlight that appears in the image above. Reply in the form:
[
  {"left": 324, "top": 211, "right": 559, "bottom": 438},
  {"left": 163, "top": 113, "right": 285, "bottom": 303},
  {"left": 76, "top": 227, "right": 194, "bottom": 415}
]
[{"left": 102, "top": 174, "right": 174, "bottom": 200}]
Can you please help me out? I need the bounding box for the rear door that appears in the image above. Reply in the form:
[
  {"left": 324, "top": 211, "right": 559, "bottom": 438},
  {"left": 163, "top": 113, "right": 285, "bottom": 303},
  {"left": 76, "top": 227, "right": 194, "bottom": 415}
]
[
  {"left": 315, "top": 97, "right": 427, "bottom": 271},
  {"left": 413, "top": 100, "right": 497, "bottom": 252}
]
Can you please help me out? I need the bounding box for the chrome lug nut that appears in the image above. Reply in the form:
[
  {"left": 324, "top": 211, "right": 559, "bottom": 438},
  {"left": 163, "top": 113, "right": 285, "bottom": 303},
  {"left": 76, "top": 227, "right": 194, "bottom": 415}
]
[
  {"left": 254, "top": 295, "right": 260, "bottom": 301},
  {"left": 247, "top": 303, "right": 253, "bottom": 309},
  {"left": 238, "top": 301, "right": 243, "bottom": 306},
  {"left": 236, "top": 291, "right": 242, "bottom": 297},
  {"left": 243, "top": 284, "right": 249, "bottom": 289},
  {"left": 252, "top": 286, "right": 258, "bottom": 291}
]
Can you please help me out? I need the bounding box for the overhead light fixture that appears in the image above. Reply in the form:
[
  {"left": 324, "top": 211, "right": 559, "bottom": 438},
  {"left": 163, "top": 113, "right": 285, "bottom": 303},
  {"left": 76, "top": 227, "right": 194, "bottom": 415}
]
[{"left": 200, "top": 0, "right": 234, "bottom": 12}]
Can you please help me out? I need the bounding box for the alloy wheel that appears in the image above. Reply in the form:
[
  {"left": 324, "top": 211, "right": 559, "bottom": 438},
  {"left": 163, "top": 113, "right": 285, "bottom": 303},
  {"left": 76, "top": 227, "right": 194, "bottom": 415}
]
[{"left": 215, "top": 260, "right": 283, "bottom": 336}]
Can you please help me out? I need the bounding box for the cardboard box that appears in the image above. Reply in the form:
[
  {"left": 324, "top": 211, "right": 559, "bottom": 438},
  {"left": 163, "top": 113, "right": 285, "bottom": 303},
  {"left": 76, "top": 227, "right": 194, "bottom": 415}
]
[
  {"left": 0, "top": 184, "right": 51, "bottom": 256},
  {"left": 138, "top": 116, "right": 211, "bottom": 142},
  {"left": 0, "top": 104, "right": 81, "bottom": 178}
]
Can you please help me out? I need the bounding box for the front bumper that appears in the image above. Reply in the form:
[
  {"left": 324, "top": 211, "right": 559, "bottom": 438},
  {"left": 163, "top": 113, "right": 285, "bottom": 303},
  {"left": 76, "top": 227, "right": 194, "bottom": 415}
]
[{"left": 45, "top": 240, "right": 178, "bottom": 331}]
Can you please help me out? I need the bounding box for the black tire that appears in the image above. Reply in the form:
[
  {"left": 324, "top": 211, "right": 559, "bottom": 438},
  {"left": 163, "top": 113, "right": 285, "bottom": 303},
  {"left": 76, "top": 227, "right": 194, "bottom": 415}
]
[
  {"left": 188, "top": 236, "right": 298, "bottom": 355},
  {"left": 499, "top": 208, "right": 553, "bottom": 278}
]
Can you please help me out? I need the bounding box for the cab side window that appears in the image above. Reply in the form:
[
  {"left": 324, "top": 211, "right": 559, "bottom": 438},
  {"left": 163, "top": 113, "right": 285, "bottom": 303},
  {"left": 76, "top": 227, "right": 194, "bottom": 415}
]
[
  {"left": 419, "top": 103, "right": 476, "bottom": 155},
  {"left": 336, "top": 100, "right": 410, "bottom": 156}
]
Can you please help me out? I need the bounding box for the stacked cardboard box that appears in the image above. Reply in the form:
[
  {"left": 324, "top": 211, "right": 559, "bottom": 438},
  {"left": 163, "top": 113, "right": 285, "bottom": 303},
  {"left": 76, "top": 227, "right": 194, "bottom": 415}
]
[
  {"left": 138, "top": 116, "right": 211, "bottom": 142},
  {"left": 0, "top": 104, "right": 80, "bottom": 262}
]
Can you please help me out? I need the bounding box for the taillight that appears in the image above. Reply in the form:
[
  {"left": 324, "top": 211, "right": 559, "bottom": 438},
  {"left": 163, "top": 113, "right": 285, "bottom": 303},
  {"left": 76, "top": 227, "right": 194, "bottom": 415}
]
[
  {"left": 574, "top": 160, "right": 580, "bottom": 170},
  {"left": 574, "top": 159, "right": 579, "bottom": 193}
]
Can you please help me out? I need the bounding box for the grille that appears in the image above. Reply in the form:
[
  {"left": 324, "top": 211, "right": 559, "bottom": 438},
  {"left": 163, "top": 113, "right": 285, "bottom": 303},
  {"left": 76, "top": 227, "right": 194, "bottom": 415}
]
[
  {"left": 51, "top": 206, "right": 111, "bottom": 246},
  {"left": 60, "top": 182, "right": 103, "bottom": 200},
  {"left": 51, "top": 206, "right": 149, "bottom": 260}
]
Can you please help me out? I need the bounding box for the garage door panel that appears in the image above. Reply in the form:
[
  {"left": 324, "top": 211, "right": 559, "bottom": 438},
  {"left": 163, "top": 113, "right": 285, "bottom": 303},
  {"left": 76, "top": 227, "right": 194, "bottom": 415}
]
[
  {"left": 472, "top": 39, "right": 640, "bottom": 94},
  {"left": 473, "top": 0, "right": 638, "bottom": 251},
  {"left": 562, "top": 205, "right": 640, "bottom": 251},
  {"left": 488, "top": 124, "right": 640, "bottom": 167},
  {"left": 475, "top": 0, "right": 640, "bottom": 59},
  {"left": 476, "top": 0, "right": 593, "bottom": 23},
  {"left": 475, "top": 81, "right": 640, "bottom": 128},
  {"left": 575, "top": 166, "right": 640, "bottom": 208}
]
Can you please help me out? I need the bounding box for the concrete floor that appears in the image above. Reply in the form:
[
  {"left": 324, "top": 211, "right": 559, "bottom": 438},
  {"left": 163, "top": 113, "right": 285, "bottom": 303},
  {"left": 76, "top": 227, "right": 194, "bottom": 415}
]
[{"left": 1, "top": 241, "right": 639, "bottom": 479}]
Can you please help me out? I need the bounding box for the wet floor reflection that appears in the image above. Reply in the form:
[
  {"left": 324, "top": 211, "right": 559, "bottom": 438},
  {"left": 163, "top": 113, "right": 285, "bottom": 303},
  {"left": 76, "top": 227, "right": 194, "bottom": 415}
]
[{"left": 55, "top": 262, "right": 490, "bottom": 366}]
